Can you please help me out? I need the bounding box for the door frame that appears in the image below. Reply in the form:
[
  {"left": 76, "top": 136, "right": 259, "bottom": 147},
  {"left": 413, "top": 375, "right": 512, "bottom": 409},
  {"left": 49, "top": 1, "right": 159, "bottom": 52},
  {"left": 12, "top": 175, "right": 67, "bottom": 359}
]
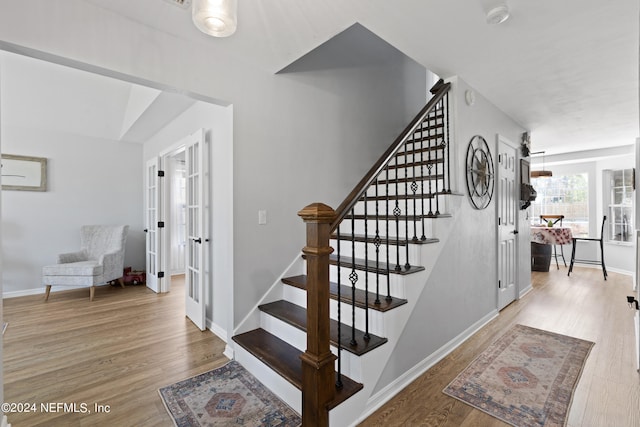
[
  {"left": 496, "top": 134, "right": 520, "bottom": 310},
  {"left": 145, "top": 156, "right": 163, "bottom": 293},
  {"left": 157, "top": 130, "right": 210, "bottom": 300},
  {"left": 160, "top": 144, "right": 187, "bottom": 294}
]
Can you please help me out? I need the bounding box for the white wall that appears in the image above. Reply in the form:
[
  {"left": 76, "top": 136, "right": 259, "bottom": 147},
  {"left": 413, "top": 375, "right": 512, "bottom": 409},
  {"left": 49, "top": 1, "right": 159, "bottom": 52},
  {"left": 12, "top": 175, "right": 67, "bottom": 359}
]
[
  {"left": 1, "top": 126, "right": 144, "bottom": 295},
  {"left": 143, "top": 101, "right": 233, "bottom": 341},
  {"left": 374, "top": 77, "right": 528, "bottom": 391}
]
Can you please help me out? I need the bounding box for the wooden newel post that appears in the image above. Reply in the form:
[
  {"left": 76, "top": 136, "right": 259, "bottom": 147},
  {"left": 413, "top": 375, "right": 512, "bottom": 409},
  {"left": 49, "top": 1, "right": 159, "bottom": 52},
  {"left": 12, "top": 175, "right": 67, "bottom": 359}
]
[{"left": 298, "top": 203, "right": 338, "bottom": 427}]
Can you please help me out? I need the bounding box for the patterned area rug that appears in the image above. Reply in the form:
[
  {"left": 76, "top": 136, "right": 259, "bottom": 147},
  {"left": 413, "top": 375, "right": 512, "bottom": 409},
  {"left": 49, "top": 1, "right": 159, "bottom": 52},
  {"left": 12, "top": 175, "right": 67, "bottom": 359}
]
[
  {"left": 159, "top": 361, "right": 301, "bottom": 426},
  {"left": 443, "top": 324, "right": 594, "bottom": 427}
]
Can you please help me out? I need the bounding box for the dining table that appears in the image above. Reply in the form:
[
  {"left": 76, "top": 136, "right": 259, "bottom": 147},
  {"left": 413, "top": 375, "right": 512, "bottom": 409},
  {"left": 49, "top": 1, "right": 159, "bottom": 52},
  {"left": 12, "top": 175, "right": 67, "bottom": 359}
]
[{"left": 530, "top": 226, "right": 573, "bottom": 272}]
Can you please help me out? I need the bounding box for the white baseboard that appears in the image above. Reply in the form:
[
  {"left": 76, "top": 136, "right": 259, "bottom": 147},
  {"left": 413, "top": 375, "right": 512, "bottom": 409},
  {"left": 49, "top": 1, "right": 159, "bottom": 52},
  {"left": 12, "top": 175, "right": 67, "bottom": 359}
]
[
  {"left": 207, "top": 320, "right": 228, "bottom": 344},
  {"left": 356, "top": 309, "right": 499, "bottom": 424},
  {"left": 519, "top": 283, "right": 533, "bottom": 298},
  {"left": 3, "top": 288, "right": 45, "bottom": 298}
]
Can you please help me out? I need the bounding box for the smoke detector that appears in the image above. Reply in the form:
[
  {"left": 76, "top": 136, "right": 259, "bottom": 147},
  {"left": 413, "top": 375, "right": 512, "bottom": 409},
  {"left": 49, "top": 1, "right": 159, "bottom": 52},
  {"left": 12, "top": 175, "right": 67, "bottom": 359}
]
[
  {"left": 486, "top": 5, "right": 510, "bottom": 25},
  {"left": 163, "top": 0, "right": 191, "bottom": 9}
]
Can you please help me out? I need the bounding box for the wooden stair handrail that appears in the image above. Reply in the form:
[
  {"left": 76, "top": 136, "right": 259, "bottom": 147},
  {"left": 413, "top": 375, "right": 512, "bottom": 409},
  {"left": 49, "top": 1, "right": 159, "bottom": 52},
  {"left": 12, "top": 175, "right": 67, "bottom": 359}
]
[{"left": 330, "top": 80, "right": 451, "bottom": 231}]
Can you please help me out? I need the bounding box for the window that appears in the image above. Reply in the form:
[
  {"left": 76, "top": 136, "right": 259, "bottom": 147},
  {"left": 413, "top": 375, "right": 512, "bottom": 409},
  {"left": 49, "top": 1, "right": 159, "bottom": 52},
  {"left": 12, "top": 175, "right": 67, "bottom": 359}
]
[
  {"left": 604, "top": 168, "right": 634, "bottom": 243},
  {"left": 530, "top": 173, "right": 589, "bottom": 237}
]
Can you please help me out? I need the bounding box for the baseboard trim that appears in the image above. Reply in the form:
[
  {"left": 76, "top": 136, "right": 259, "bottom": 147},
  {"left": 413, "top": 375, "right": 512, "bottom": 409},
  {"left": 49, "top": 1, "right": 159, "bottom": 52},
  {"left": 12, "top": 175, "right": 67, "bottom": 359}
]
[
  {"left": 3, "top": 288, "right": 45, "bottom": 298},
  {"left": 519, "top": 283, "right": 533, "bottom": 298},
  {"left": 207, "top": 320, "right": 228, "bottom": 344},
  {"left": 356, "top": 309, "right": 499, "bottom": 424}
]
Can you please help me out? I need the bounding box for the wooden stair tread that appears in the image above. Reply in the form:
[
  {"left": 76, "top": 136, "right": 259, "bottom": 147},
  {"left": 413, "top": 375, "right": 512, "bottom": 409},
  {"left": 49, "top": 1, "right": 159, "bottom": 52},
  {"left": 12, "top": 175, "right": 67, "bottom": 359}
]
[
  {"left": 232, "top": 328, "right": 363, "bottom": 410},
  {"left": 259, "top": 300, "right": 388, "bottom": 356},
  {"left": 329, "top": 233, "right": 439, "bottom": 246},
  {"left": 282, "top": 275, "right": 407, "bottom": 312},
  {"left": 329, "top": 254, "right": 425, "bottom": 275}
]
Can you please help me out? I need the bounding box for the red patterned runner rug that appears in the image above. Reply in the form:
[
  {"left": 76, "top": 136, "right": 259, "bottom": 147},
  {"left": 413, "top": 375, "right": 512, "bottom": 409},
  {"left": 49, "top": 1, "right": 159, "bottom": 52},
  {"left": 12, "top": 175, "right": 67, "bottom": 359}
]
[
  {"left": 443, "top": 324, "right": 593, "bottom": 427},
  {"left": 159, "top": 360, "right": 301, "bottom": 426}
]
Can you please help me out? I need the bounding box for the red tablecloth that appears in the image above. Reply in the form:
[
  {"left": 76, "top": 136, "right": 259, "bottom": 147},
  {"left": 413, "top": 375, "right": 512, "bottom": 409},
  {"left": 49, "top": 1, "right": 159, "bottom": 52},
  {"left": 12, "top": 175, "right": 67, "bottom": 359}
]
[{"left": 530, "top": 226, "right": 573, "bottom": 245}]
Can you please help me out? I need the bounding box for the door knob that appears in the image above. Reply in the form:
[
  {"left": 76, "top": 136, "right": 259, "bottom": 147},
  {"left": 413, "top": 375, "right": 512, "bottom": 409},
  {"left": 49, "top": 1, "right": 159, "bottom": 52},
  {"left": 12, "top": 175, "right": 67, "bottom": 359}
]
[
  {"left": 193, "top": 237, "right": 202, "bottom": 244},
  {"left": 512, "top": 230, "right": 519, "bottom": 234}
]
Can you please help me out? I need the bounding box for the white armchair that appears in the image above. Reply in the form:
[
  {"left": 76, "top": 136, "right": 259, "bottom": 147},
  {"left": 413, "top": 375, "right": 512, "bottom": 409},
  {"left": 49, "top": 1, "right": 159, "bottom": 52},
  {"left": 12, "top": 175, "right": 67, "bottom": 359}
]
[{"left": 43, "top": 225, "right": 129, "bottom": 301}]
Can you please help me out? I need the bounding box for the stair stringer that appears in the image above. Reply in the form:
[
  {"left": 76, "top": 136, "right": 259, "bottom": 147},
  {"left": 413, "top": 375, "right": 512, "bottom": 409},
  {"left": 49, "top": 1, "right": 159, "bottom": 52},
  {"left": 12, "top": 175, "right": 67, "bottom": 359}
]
[
  {"left": 231, "top": 254, "right": 305, "bottom": 346},
  {"left": 328, "top": 194, "right": 463, "bottom": 426}
]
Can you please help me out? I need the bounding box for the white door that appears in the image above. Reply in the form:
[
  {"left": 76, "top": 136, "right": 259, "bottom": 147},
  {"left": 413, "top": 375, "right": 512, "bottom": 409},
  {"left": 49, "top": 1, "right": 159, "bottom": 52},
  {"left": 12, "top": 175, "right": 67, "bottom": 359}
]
[
  {"left": 497, "top": 136, "right": 518, "bottom": 310},
  {"left": 145, "top": 157, "right": 164, "bottom": 293},
  {"left": 185, "top": 129, "right": 207, "bottom": 331}
]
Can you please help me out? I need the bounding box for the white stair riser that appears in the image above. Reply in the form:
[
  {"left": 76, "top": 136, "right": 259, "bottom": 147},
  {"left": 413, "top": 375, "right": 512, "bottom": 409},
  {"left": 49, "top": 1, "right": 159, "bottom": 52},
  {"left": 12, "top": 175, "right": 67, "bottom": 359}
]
[
  {"left": 350, "top": 198, "right": 446, "bottom": 215},
  {"left": 338, "top": 218, "right": 436, "bottom": 239},
  {"left": 329, "top": 239, "right": 422, "bottom": 268},
  {"left": 329, "top": 266, "right": 409, "bottom": 298},
  {"left": 233, "top": 344, "right": 302, "bottom": 414},
  {"left": 259, "top": 311, "right": 363, "bottom": 381},
  {"left": 282, "top": 285, "right": 388, "bottom": 337}
]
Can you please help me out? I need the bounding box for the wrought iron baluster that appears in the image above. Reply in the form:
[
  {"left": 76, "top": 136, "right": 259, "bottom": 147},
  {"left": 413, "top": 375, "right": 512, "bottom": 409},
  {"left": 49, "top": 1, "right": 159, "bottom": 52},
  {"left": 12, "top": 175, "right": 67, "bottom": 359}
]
[
  {"left": 393, "top": 161, "right": 401, "bottom": 271},
  {"left": 411, "top": 127, "right": 419, "bottom": 242},
  {"left": 435, "top": 99, "right": 442, "bottom": 216},
  {"left": 385, "top": 165, "right": 392, "bottom": 302},
  {"left": 427, "top": 109, "right": 434, "bottom": 217},
  {"left": 336, "top": 225, "right": 343, "bottom": 389},
  {"left": 445, "top": 92, "right": 451, "bottom": 193},
  {"left": 404, "top": 143, "right": 411, "bottom": 270},
  {"left": 363, "top": 195, "right": 370, "bottom": 341},
  {"left": 349, "top": 209, "right": 357, "bottom": 347},
  {"left": 374, "top": 182, "right": 381, "bottom": 305},
  {"left": 420, "top": 118, "right": 427, "bottom": 240}
]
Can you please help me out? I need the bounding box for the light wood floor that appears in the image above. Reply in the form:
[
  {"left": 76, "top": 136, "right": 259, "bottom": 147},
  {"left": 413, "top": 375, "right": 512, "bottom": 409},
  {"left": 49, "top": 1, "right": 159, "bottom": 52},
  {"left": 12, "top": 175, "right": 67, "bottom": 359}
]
[
  {"left": 4, "top": 268, "right": 639, "bottom": 426},
  {"left": 361, "top": 267, "right": 640, "bottom": 427},
  {"left": 3, "top": 276, "right": 229, "bottom": 427}
]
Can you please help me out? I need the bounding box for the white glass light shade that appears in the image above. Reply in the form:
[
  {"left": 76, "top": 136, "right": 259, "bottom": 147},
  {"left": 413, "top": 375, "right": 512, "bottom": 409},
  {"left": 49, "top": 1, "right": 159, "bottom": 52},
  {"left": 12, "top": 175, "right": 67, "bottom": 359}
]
[{"left": 192, "top": 0, "right": 237, "bottom": 37}]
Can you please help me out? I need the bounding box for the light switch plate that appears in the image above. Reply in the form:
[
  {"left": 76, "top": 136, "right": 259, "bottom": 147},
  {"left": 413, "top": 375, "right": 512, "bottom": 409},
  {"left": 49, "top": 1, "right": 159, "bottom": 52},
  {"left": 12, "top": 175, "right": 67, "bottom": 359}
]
[{"left": 258, "top": 210, "right": 267, "bottom": 225}]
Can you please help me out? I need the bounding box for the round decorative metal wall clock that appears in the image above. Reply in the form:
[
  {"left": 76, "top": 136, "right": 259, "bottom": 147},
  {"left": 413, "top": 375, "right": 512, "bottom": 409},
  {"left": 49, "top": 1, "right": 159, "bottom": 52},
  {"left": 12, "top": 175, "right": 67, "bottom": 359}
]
[{"left": 465, "top": 135, "right": 495, "bottom": 209}]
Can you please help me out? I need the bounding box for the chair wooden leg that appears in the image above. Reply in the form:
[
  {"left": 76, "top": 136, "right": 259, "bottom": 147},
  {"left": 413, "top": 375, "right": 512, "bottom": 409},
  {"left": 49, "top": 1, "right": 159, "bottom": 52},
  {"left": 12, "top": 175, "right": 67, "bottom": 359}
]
[
  {"left": 44, "top": 285, "right": 52, "bottom": 301},
  {"left": 90, "top": 286, "right": 96, "bottom": 301},
  {"left": 118, "top": 278, "right": 125, "bottom": 289}
]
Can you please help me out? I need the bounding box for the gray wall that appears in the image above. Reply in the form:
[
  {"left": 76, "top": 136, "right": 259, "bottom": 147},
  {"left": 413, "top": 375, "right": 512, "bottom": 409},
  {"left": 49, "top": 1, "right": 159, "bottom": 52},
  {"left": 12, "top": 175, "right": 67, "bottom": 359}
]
[
  {"left": 1, "top": 126, "right": 144, "bottom": 294},
  {"left": 374, "top": 77, "right": 527, "bottom": 392},
  {"left": 0, "top": 2, "right": 428, "bottom": 333}
]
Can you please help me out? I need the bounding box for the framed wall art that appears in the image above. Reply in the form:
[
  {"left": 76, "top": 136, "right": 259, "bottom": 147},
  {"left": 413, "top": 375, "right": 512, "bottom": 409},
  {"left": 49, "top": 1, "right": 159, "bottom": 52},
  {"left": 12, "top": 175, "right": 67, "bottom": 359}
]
[{"left": 1, "top": 154, "right": 48, "bottom": 191}]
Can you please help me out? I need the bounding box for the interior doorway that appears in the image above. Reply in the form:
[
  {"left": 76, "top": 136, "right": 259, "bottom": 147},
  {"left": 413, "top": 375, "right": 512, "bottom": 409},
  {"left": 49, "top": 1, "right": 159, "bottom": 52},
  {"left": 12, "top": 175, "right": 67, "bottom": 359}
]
[{"left": 151, "top": 129, "right": 208, "bottom": 331}]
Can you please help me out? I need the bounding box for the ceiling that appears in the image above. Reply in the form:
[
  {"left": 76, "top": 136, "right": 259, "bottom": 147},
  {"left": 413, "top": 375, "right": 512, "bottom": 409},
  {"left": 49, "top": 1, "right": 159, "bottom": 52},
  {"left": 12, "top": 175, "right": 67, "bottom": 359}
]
[{"left": 4, "top": 0, "right": 640, "bottom": 154}]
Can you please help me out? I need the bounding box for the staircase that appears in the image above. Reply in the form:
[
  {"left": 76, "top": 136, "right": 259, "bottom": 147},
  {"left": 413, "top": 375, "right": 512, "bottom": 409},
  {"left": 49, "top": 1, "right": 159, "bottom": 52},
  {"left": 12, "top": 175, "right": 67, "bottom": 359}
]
[{"left": 233, "top": 80, "right": 455, "bottom": 426}]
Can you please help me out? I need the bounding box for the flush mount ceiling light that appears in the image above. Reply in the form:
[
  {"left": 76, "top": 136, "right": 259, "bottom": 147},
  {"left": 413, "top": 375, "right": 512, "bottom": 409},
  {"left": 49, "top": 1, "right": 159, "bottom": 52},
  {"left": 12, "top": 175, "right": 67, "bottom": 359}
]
[
  {"left": 486, "top": 4, "right": 510, "bottom": 25},
  {"left": 192, "top": 0, "right": 237, "bottom": 37}
]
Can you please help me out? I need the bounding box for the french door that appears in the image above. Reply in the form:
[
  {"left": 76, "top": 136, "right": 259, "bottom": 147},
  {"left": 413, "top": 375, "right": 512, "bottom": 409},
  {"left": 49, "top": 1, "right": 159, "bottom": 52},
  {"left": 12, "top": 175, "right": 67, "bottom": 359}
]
[
  {"left": 184, "top": 129, "right": 206, "bottom": 331},
  {"left": 145, "top": 157, "right": 163, "bottom": 293}
]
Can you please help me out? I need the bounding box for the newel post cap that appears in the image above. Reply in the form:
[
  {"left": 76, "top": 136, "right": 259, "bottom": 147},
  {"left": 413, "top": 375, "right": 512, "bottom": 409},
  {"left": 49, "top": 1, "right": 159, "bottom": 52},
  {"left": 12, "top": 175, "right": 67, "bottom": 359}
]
[{"left": 298, "top": 203, "right": 336, "bottom": 223}]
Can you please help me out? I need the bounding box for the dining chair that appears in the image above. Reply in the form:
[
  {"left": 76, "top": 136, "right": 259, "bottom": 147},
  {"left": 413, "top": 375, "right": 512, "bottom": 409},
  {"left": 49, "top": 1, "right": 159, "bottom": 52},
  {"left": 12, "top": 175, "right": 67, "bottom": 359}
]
[
  {"left": 539, "top": 214, "right": 566, "bottom": 268},
  {"left": 568, "top": 216, "right": 607, "bottom": 280}
]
